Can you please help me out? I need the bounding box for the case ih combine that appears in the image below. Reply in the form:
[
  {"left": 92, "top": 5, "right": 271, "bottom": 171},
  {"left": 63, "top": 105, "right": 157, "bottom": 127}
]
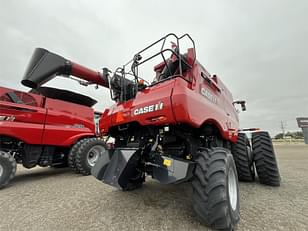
[
  {"left": 0, "top": 63, "right": 107, "bottom": 189},
  {"left": 1, "top": 34, "right": 280, "bottom": 230}
]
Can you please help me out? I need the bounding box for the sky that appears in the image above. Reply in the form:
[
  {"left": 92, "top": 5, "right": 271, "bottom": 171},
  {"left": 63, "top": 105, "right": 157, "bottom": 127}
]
[{"left": 0, "top": 0, "right": 307, "bottom": 136}]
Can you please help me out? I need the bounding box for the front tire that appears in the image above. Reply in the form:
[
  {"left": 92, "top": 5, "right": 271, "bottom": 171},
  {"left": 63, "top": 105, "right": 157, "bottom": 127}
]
[
  {"left": 0, "top": 151, "right": 17, "bottom": 189},
  {"left": 192, "top": 147, "right": 240, "bottom": 230},
  {"left": 75, "top": 138, "right": 107, "bottom": 176},
  {"left": 233, "top": 133, "right": 255, "bottom": 182},
  {"left": 252, "top": 131, "right": 280, "bottom": 186}
]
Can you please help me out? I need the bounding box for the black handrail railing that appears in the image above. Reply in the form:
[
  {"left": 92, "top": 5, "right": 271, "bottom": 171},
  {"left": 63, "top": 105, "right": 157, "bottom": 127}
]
[
  {"left": 126, "top": 33, "right": 196, "bottom": 81},
  {"left": 111, "top": 34, "right": 196, "bottom": 102}
]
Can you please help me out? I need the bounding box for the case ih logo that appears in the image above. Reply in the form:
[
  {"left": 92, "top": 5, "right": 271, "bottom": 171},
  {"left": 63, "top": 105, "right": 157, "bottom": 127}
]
[
  {"left": 133, "top": 102, "right": 164, "bottom": 115},
  {"left": 201, "top": 88, "right": 217, "bottom": 104}
]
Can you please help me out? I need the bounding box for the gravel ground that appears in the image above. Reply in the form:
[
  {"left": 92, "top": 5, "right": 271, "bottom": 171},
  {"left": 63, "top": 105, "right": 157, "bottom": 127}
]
[{"left": 0, "top": 144, "right": 307, "bottom": 231}]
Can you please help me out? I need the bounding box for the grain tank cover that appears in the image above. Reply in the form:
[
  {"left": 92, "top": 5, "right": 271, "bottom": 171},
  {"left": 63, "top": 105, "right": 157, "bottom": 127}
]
[{"left": 31, "top": 86, "right": 97, "bottom": 107}]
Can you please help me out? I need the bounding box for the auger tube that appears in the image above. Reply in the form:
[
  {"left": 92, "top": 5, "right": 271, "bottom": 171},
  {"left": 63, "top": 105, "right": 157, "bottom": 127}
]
[{"left": 22, "top": 48, "right": 109, "bottom": 89}]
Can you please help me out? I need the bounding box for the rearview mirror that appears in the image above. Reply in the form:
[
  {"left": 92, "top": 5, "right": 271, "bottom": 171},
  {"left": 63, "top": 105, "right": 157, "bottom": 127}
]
[{"left": 233, "top": 100, "right": 246, "bottom": 111}]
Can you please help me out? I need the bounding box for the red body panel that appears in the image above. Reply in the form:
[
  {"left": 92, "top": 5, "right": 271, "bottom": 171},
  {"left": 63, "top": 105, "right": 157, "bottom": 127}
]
[
  {"left": 0, "top": 87, "right": 96, "bottom": 146},
  {"left": 100, "top": 79, "right": 176, "bottom": 133},
  {"left": 100, "top": 63, "right": 239, "bottom": 143},
  {"left": 42, "top": 98, "right": 95, "bottom": 146},
  {"left": 0, "top": 101, "right": 46, "bottom": 144}
]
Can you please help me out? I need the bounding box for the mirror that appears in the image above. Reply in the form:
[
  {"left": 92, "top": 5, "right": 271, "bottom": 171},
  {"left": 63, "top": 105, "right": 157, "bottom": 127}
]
[{"left": 233, "top": 100, "right": 246, "bottom": 111}]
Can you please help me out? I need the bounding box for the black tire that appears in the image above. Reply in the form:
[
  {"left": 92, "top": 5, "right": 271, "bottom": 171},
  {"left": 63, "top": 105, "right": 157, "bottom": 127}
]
[
  {"left": 75, "top": 138, "right": 107, "bottom": 176},
  {"left": 192, "top": 147, "right": 240, "bottom": 230},
  {"left": 0, "top": 151, "right": 17, "bottom": 189},
  {"left": 233, "top": 133, "right": 255, "bottom": 182},
  {"left": 252, "top": 131, "right": 281, "bottom": 186},
  {"left": 68, "top": 142, "right": 82, "bottom": 173}
]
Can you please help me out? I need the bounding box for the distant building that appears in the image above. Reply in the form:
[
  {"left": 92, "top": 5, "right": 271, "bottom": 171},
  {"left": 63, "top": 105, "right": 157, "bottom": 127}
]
[{"left": 296, "top": 117, "right": 308, "bottom": 144}]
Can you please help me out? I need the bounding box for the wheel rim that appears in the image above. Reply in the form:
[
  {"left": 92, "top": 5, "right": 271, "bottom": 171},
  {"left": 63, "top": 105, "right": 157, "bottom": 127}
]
[
  {"left": 228, "top": 167, "right": 238, "bottom": 211},
  {"left": 87, "top": 145, "right": 105, "bottom": 167},
  {"left": 0, "top": 163, "right": 3, "bottom": 177}
]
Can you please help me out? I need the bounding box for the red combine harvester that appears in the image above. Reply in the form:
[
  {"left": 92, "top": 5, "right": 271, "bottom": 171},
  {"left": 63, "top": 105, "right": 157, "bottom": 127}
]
[
  {"left": 0, "top": 51, "right": 109, "bottom": 189},
  {"left": 16, "top": 34, "right": 280, "bottom": 230}
]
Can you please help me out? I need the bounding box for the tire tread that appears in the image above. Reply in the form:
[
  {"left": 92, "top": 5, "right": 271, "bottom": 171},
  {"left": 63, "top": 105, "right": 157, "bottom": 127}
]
[
  {"left": 232, "top": 133, "right": 255, "bottom": 182},
  {"left": 0, "top": 151, "right": 17, "bottom": 189},
  {"left": 192, "top": 147, "right": 240, "bottom": 230},
  {"left": 252, "top": 131, "right": 280, "bottom": 186}
]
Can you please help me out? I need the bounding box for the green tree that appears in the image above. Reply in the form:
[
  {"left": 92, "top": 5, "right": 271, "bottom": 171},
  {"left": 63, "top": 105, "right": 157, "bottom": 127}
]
[
  {"left": 274, "top": 133, "right": 284, "bottom": 139},
  {"left": 274, "top": 131, "right": 303, "bottom": 139}
]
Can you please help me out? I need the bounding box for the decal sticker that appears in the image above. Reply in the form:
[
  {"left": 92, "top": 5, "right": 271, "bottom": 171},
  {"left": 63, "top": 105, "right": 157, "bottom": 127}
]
[
  {"left": 64, "top": 124, "right": 85, "bottom": 128},
  {"left": 133, "top": 102, "right": 164, "bottom": 115},
  {"left": 163, "top": 158, "right": 172, "bottom": 167},
  {"left": 201, "top": 88, "right": 217, "bottom": 104},
  {"left": 0, "top": 115, "right": 15, "bottom": 121}
]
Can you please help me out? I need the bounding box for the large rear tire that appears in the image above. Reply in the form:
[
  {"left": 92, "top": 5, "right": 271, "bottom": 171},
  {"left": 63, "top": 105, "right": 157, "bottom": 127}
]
[
  {"left": 0, "top": 151, "right": 17, "bottom": 189},
  {"left": 192, "top": 147, "right": 240, "bottom": 230},
  {"left": 75, "top": 138, "right": 107, "bottom": 176},
  {"left": 233, "top": 133, "right": 255, "bottom": 182},
  {"left": 252, "top": 131, "right": 280, "bottom": 186}
]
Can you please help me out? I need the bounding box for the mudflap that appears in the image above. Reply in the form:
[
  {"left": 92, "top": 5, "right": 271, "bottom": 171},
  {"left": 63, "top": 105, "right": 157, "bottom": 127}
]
[
  {"left": 152, "top": 156, "right": 195, "bottom": 184},
  {"left": 91, "top": 148, "right": 141, "bottom": 190}
]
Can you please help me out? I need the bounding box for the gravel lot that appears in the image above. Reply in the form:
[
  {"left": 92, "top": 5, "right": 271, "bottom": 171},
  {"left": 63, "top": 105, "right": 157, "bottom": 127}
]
[{"left": 0, "top": 144, "right": 307, "bottom": 231}]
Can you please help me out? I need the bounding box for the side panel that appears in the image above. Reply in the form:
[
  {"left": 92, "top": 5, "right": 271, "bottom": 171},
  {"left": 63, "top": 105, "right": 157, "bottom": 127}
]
[
  {"left": 171, "top": 78, "right": 226, "bottom": 128},
  {"left": 42, "top": 98, "right": 95, "bottom": 146},
  {"left": 0, "top": 86, "right": 44, "bottom": 107},
  {"left": 171, "top": 75, "right": 239, "bottom": 142},
  {"left": 222, "top": 81, "right": 239, "bottom": 140},
  {"left": 0, "top": 101, "right": 46, "bottom": 144}
]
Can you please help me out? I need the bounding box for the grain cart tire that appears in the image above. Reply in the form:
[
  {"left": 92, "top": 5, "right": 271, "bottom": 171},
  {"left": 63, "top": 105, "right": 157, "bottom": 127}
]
[
  {"left": 68, "top": 142, "right": 82, "bottom": 173},
  {"left": 192, "top": 147, "right": 240, "bottom": 230},
  {"left": 0, "top": 150, "right": 17, "bottom": 189},
  {"left": 75, "top": 138, "right": 107, "bottom": 176},
  {"left": 252, "top": 131, "right": 280, "bottom": 186},
  {"left": 233, "top": 133, "right": 255, "bottom": 182}
]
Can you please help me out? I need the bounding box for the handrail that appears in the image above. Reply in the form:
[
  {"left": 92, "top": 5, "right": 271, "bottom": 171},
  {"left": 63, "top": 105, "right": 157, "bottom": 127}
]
[{"left": 127, "top": 33, "right": 196, "bottom": 81}]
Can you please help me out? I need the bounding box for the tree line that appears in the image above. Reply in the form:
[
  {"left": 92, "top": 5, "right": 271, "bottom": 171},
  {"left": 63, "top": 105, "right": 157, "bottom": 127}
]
[{"left": 274, "top": 131, "right": 304, "bottom": 139}]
